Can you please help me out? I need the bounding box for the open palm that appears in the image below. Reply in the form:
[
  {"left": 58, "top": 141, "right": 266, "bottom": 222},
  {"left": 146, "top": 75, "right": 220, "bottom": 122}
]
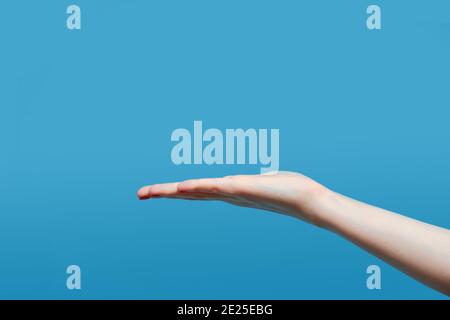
[
  {"left": 137, "top": 171, "right": 450, "bottom": 296},
  {"left": 137, "top": 171, "right": 328, "bottom": 224}
]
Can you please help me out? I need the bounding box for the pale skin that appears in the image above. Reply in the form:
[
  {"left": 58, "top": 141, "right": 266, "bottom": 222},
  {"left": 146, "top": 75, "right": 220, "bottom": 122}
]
[{"left": 137, "top": 171, "right": 450, "bottom": 296}]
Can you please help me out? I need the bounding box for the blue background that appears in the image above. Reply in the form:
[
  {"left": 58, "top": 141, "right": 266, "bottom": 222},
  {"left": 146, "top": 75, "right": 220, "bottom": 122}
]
[{"left": 0, "top": 0, "right": 449, "bottom": 299}]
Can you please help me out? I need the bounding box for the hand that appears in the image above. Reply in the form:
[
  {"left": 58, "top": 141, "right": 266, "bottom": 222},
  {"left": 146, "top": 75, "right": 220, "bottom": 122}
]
[
  {"left": 137, "top": 171, "right": 450, "bottom": 295},
  {"left": 137, "top": 171, "right": 330, "bottom": 226}
]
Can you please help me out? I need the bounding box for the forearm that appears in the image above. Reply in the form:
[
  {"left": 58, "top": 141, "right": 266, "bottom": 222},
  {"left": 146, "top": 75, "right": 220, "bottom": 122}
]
[{"left": 309, "top": 189, "right": 450, "bottom": 296}]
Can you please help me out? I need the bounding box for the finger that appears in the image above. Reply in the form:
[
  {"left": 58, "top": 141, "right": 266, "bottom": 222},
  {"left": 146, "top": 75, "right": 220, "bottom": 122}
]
[
  {"left": 155, "top": 192, "right": 229, "bottom": 201},
  {"left": 137, "top": 182, "right": 180, "bottom": 200},
  {"left": 177, "top": 177, "right": 233, "bottom": 194},
  {"left": 162, "top": 190, "right": 231, "bottom": 200}
]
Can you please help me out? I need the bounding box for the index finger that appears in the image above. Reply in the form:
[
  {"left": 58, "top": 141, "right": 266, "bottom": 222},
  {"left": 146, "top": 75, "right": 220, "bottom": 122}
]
[{"left": 137, "top": 182, "right": 180, "bottom": 200}]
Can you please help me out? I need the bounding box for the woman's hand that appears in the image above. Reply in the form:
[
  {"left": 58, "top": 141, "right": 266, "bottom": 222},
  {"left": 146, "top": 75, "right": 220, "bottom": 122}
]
[
  {"left": 137, "top": 171, "right": 330, "bottom": 226},
  {"left": 137, "top": 171, "right": 450, "bottom": 296}
]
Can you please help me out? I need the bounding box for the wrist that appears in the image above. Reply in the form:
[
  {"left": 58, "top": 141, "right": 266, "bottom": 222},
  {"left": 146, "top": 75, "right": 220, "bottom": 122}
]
[{"left": 296, "top": 183, "right": 339, "bottom": 229}]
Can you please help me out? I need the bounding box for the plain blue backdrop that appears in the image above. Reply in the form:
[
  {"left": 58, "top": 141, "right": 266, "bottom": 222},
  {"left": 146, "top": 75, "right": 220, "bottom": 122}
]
[{"left": 0, "top": 0, "right": 449, "bottom": 299}]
